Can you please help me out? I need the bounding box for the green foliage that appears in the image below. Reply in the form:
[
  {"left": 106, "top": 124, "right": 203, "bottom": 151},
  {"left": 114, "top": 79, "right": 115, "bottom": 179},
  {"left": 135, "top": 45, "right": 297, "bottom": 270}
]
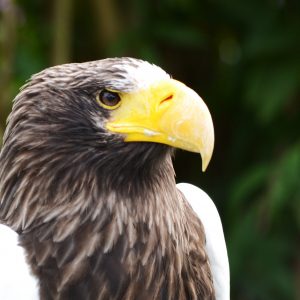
[{"left": 0, "top": 0, "right": 299, "bottom": 299}]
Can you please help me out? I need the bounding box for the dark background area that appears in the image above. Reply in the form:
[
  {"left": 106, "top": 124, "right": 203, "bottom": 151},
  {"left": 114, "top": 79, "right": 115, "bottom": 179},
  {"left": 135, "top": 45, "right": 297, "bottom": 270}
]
[{"left": 0, "top": 0, "right": 299, "bottom": 299}]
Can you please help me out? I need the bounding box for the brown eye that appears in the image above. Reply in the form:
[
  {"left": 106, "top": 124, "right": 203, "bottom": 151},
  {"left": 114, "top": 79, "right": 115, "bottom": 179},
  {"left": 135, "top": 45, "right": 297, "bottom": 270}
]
[{"left": 97, "top": 90, "right": 121, "bottom": 109}]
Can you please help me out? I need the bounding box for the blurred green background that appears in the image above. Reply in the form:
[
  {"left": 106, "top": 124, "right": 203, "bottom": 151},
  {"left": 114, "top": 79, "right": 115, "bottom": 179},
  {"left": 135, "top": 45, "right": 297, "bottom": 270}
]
[{"left": 0, "top": 0, "right": 299, "bottom": 299}]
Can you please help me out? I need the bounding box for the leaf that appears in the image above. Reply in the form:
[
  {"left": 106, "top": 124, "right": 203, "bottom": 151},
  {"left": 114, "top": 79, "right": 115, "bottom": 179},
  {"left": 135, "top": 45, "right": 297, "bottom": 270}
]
[
  {"left": 229, "top": 163, "right": 269, "bottom": 210},
  {"left": 266, "top": 142, "right": 300, "bottom": 223},
  {"left": 245, "top": 63, "right": 300, "bottom": 123}
]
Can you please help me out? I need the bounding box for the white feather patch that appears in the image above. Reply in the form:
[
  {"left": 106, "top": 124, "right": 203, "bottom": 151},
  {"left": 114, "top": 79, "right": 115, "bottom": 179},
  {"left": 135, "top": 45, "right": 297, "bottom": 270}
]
[
  {"left": 118, "top": 60, "right": 170, "bottom": 91},
  {"left": 176, "top": 183, "right": 230, "bottom": 300},
  {"left": 0, "top": 224, "right": 39, "bottom": 300}
]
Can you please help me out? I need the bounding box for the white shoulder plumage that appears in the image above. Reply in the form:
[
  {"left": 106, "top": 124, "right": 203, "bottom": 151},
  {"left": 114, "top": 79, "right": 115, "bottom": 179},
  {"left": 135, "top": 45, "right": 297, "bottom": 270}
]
[
  {"left": 0, "top": 224, "right": 38, "bottom": 300},
  {"left": 177, "top": 183, "right": 230, "bottom": 300}
]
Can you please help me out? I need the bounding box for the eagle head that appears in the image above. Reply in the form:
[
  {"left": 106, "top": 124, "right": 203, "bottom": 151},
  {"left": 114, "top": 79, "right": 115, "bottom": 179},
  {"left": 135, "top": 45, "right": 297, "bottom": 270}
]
[
  {"left": 0, "top": 57, "right": 214, "bottom": 232},
  {"left": 0, "top": 57, "right": 217, "bottom": 299}
]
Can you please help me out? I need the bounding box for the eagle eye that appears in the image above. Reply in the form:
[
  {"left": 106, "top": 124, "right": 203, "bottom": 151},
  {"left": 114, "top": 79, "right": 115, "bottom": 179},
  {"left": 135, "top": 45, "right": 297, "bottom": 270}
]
[{"left": 97, "top": 90, "right": 121, "bottom": 110}]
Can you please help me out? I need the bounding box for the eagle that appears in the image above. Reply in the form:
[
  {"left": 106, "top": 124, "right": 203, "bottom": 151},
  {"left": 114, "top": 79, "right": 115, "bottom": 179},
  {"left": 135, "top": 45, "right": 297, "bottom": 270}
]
[{"left": 0, "top": 58, "right": 229, "bottom": 300}]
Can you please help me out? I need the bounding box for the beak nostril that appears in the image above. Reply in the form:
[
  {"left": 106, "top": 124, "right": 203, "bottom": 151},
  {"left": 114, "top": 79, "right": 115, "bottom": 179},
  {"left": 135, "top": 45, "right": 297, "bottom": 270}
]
[{"left": 160, "top": 94, "right": 173, "bottom": 105}]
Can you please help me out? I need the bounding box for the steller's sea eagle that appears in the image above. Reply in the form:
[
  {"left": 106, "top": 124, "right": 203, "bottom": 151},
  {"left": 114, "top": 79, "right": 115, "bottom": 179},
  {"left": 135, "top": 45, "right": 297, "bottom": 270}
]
[{"left": 0, "top": 58, "right": 229, "bottom": 300}]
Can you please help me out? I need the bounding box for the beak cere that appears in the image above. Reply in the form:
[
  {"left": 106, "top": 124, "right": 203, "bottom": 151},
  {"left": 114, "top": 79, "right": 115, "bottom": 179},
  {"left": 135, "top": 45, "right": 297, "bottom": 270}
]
[{"left": 106, "top": 79, "right": 214, "bottom": 171}]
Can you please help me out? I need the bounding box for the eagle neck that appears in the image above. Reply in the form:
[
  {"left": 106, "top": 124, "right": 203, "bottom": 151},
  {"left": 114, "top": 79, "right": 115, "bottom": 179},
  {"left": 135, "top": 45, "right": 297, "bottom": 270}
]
[{"left": 18, "top": 156, "right": 214, "bottom": 299}]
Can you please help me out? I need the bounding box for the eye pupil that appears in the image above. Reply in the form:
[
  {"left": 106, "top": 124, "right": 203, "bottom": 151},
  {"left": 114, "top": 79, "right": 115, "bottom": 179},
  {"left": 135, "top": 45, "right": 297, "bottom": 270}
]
[{"left": 99, "top": 90, "right": 121, "bottom": 107}]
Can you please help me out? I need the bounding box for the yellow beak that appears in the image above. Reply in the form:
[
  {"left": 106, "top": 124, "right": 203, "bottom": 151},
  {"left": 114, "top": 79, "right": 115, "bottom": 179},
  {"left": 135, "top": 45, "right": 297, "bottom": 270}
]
[{"left": 106, "top": 79, "right": 214, "bottom": 171}]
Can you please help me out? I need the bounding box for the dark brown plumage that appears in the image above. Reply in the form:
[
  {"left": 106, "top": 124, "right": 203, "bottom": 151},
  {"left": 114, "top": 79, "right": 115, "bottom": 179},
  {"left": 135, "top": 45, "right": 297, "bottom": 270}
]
[{"left": 0, "top": 58, "right": 215, "bottom": 299}]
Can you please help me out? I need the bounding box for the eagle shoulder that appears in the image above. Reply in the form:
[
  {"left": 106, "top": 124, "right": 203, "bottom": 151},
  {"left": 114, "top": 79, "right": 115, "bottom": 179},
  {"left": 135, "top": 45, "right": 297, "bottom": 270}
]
[
  {"left": 177, "top": 183, "right": 230, "bottom": 300},
  {"left": 0, "top": 224, "right": 38, "bottom": 300}
]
